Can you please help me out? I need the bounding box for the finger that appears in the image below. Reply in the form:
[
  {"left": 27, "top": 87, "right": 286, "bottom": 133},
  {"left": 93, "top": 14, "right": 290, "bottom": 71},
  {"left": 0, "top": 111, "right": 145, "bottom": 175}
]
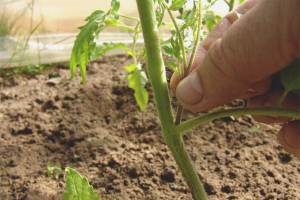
[
  {"left": 201, "top": 0, "right": 260, "bottom": 50},
  {"left": 236, "top": 76, "right": 272, "bottom": 99},
  {"left": 170, "top": 0, "right": 259, "bottom": 95},
  {"left": 277, "top": 120, "right": 300, "bottom": 156},
  {"left": 248, "top": 89, "right": 300, "bottom": 123},
  {"left": 175, "top": 0, "right": 299, "bottom": 112},
  {"left": 170, "top": 72, "right": 179, "bottom": 95}
]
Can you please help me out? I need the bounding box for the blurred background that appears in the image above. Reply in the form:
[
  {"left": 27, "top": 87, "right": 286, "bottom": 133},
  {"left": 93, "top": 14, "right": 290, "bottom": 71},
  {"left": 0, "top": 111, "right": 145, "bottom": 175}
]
[{"left": 0, "top": 0, "right": 236, "bottom": 68}]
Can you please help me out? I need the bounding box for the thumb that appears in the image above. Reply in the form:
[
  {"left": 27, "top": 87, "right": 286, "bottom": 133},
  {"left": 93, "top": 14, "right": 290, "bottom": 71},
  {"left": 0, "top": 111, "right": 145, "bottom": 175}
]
[
  {"left": 277, "top": 120, "right": 300, "bottom": 156},
  {"left": 176, "top": 0, "right": 299, "bottom": 112}
]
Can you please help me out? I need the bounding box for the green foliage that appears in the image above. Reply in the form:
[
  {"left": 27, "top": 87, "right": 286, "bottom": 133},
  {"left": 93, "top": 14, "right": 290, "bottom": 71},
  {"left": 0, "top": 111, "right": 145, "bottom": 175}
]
[
  {"left": 70, "top": 10, "right": 108, "bottom": 85},
  {"left": 125, "top": 63, "right": 148, "bottom": 111},
  {"left": 161, "top": 38, "right": 180, "bottom": 58},
  {"left": 0, "top": 64, "right": 52, "bottom": 78},
  {"left": 70, "top": 0, "right": 220, "bottom": 112},
  {"left": 203, "top": 11, "right": 221, "bottom": 32},
  {"left": 46, "top": 162, "right": 63, "bottom": 180},
  {"left": 110, "top": 0, "right": 120, "bottom": 14},
  {"left": 155, "top": 2, "right": 166, "bottom": 29},
  {"left": 63, "top": 167, "right": 100, "bottom": 200},
  {"left": 0, "top": 6, "right": 26, "bottom": 37},
  {"left": 170, "top": 0, "right": 188, "bottom": 11},
  {"left": 70, "top": 0, "right": 149, "bottom": 111},
  {"left": 90, "top": 42, "right": 132, "bottom": 61},
  {"left": 165, "top": 61, "right": 178, "bottom": 72},
  {"left": 280, "top": 58, "right": 300, "bottom": 94}
]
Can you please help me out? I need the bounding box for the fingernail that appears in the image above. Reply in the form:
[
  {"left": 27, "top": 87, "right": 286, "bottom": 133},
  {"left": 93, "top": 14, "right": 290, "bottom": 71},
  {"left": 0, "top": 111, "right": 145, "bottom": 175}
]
[
  {"left": 247, "top": 88, "right": 257, "bottom": 93},
  {"left": 177, "top": 73, "right": 203, "bottom": 105}
]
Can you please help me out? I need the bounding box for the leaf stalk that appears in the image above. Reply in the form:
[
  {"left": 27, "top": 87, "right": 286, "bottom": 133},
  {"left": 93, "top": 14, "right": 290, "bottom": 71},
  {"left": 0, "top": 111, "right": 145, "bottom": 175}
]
[
  {"left": 163, "top": 1, "right": 188, "bottom": 72},
  {"left": 176, "top": 107, "right": 300, "bottom": 134},
  {"left": 114, "top": 13, "right": 140, "bottom": 21}
]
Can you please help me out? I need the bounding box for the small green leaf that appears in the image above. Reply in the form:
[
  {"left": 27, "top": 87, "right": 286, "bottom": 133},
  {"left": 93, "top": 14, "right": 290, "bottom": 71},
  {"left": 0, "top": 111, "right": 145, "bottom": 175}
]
[
  {"left": 104, "top": 19, "right": 118, "bottom": 27},
  {"left": 156, "top": 2, "right": 165, "bottom": 28},
  {"left": 165, "top": 61, "right": 178, "bottom": 72},
  {"left": 134, "top": 88, "right": 148, "bottom": 111},
  {"left": 161, "top": 38, "right": 175, "bottom": 57},
  {"left": 170, "top": 0, "right": 187, "bottom": 11},
  {"left": 91, "top": 42, "right": 131, "bottom": 60},
  {"left": 280, "top": 58, "right": 300, "bottom": 93},
  {"left": 111, "top": 0, "right": 120, "bottom": 13},
  {"left": 205, "top": 20, "right": 215, "bottom": 32},
  {"left": 127, "top": 64, "right": 148, "bottom": 111},
  {"left": 171, "top": 37, "right": 181, "bottom": 59},
  {"left": 124, "top": 64, "right": 136, "bottom": 72},
  {"left": 63, "top": 167, "right": 100, "bottom": 200},
  {"left": 141, "top": 50, "right": 147, "bottom": 62},
  {"left": 239, "top": 0, "right": 246, "bottom": 4}
]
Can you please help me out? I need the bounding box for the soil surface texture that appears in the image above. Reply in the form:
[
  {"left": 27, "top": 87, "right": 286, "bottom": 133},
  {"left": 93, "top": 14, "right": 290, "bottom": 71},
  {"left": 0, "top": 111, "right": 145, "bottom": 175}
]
[{"left": 0, "top": 55, "right": 299, "bottom": 200}]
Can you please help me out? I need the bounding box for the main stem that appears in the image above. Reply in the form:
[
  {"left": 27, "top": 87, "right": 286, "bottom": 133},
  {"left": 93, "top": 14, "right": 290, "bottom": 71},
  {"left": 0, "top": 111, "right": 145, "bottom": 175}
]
[{"left": 136, "top": 0, "right": 208, "bottom": 199}]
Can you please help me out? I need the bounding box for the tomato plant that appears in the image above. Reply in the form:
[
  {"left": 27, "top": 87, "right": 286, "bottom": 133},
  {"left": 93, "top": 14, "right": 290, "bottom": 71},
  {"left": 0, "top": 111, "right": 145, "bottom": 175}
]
[{"left": 67, "top": 0, "right": 300, "bottom": 199}]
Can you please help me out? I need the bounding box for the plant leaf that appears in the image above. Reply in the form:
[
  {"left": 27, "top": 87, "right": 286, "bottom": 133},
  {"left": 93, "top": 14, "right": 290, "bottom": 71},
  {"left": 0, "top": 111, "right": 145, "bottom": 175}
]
[
  {"left": 156, "top": 2, "right": 165, "bottom": 28},
  {"left": 280, "top": 58, "right": 300, "bottom": 93},
  {"left": 124, "top": 64, "right": 136, "bottom": 72},
  {"left": 111, "top": 0, "right": 120, "bottom": 13},
  {"left": 170, "top": 0, "right": 187, "bottom": 11},
  {"left": 127, "top": 63, "right": 148, "bottom": 111},
  {"left": 161, "top": 38, "right": 175, "bottom": 57},
  {"left": 165, "top": 61, "right": 178, "bottom": 72},
  {"left": 70, "top": 10, "right": 108, "bottom": 85},
  {"left": 91, "top": 42, "right": 131, "bottom": 61},
  {"left": 104, "top": 19, "right": 118, "bottom": 27},
  {"left": 63, "top": 167, "right": 100, "bottom": 200}
]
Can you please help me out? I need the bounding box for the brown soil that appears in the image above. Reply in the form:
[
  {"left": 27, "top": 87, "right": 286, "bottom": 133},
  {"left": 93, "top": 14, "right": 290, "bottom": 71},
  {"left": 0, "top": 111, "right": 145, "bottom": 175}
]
[{"left": 0, "top": 55, "right": 299, "bottom": 200}]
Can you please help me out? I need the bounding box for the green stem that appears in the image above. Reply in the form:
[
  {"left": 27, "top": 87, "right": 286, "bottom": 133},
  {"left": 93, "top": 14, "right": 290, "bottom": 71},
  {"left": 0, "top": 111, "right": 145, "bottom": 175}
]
[
  {"left": 116, "top": 24, "right": 135, "bottom": 30},
  {"left": 131, "top": 22, "right": 140, "bottom": 65},
  {"left": 175, "top": 105, "right": 184, "bottom": 125},
  {"left": 275, "top": 90, "right": 289, "bottom": 107},
  {"left": 176, "top": 0, "right": 202, "bottom": 125},
  {"left": 136, "top": 0, "right": 207, "bottom": 199},
  {"left": 176, "top": 107, "right": 300, "bottom": 134},
  {"left": 187, "top": 0, "right": 202, "bottom": 74},
  {"left": 163, "top": 1, "right": 188, "bottom": 72},
  {"left": 223, "top": 0, "right": 231, "bottom": 8},
  {"left": 229, "top": 0, "right": 235, "bottom": 11},
  {"left": 224, "top": 0, "right": 235, "bottom": 11},
  {"left": 164, "top": 1, "right": 189, "bottom": 125},
  {"left": 115, "top": 13, "right": 140, "bottom": 21}
]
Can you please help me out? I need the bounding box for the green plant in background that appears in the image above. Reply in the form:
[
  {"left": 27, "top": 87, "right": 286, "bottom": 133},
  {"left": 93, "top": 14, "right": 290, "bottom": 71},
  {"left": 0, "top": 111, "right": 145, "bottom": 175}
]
[
  {"left": 69, "top": 0, "right": 147, "bottom": 111},
  {"left": 0, "top": 4, "right": 27, "bottom": 52},
  {"left": 69, "top": 0, "right": 300, "bottom": 199},
  {"left": 0, "top": 63, "right": 53, "bottom": 78},
  {"left": 0, "top": 0, "right": 43, "bottom": 68},
  {"left": 46, "top": 162, "right": 63, "bottom": 180}
]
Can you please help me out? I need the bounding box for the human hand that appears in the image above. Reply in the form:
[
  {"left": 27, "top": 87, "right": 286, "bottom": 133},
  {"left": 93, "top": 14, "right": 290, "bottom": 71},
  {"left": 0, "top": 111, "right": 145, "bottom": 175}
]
[{"left": 170, "top": 0, "right": 300, "bottom": 156}]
